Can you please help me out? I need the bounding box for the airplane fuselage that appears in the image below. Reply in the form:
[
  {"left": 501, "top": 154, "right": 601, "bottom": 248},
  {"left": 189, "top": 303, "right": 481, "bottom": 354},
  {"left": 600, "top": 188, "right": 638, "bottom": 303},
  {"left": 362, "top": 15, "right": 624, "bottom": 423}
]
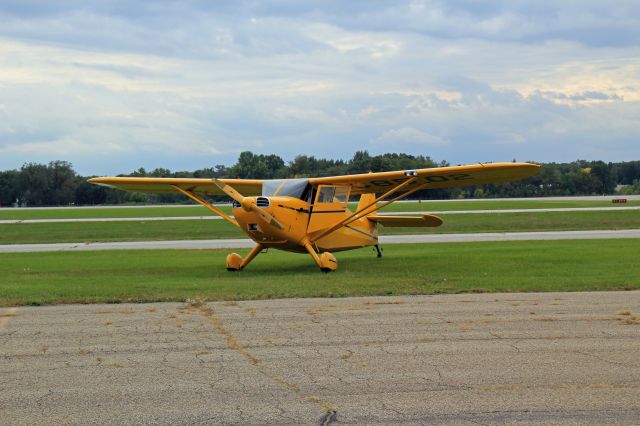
[{"left": 232, "top": 195, "right": 379, "bottom": 253}]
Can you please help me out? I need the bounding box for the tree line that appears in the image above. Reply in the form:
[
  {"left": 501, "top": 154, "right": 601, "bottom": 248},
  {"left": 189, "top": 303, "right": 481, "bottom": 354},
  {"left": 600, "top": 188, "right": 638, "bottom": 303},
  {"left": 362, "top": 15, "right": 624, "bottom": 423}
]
[{"left": 1, "top": 152, "right": 639, "bottom": 207}]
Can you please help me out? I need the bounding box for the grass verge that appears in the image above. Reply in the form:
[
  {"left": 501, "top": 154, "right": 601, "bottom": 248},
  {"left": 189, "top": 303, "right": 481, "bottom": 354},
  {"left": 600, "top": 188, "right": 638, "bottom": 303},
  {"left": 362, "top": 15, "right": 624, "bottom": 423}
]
[
  {"left": 2, "top": 210, "right": 639, "bottom": 244},
  {"left": 1, "top": 239, "right": 639, "bottom": 306}
]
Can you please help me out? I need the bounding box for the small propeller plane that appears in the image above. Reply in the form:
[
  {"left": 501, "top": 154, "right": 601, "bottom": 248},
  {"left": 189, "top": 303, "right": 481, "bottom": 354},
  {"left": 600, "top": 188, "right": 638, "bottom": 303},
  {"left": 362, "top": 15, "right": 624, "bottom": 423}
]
[{"left": 89, "top": 162, "right": 539, "bottom": 272}]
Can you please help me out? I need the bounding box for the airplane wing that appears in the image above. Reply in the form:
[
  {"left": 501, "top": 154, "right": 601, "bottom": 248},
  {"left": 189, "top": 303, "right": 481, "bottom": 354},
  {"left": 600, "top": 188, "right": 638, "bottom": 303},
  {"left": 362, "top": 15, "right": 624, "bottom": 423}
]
[
  {"left": 367, "top": 214, "right": 443, "bottom": 227},
  {"left": 87, "top": 177, "right": 263, "bottom": 196},
  {"left": 89, "top": 162, "right": 539, "bottom": 198},
  {"left": 309, "top": 162, "right": 540, "bottom": 195},
  {"left": 306, "top": 162, "right": 539, "bottom": 242}
]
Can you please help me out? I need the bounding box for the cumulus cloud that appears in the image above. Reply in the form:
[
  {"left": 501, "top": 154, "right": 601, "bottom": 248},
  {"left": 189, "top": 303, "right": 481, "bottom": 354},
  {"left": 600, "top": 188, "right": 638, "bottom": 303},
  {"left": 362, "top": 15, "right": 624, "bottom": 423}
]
[
  {"left": 0, "top": 1, "right": 639, "bottom": 174},
  {"left": 371, "top": 127, "right": 446, "bottom": 147}
]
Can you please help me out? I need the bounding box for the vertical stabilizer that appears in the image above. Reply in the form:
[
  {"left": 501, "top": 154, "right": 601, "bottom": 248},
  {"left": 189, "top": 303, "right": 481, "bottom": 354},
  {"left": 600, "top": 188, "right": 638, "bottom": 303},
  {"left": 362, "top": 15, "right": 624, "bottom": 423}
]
[
  {"left": 357, "top": 193, "right": 378, "bottom": 216},
  {"left": 355, "top": 193, "right": 379, "bottom": 240}
]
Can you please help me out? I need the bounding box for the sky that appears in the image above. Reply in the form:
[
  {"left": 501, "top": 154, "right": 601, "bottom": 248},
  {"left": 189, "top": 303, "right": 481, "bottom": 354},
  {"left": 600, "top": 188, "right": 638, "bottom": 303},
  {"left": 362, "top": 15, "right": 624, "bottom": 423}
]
[{"left": 0, "top": 1, "right": 639, "bottom": 175}]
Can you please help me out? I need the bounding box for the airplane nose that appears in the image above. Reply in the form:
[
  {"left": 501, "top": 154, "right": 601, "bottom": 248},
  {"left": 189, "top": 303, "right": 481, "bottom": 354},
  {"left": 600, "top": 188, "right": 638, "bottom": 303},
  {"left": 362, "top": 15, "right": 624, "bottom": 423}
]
[{"left": 241, "top": 198, "right": 254, "bottom": 212}]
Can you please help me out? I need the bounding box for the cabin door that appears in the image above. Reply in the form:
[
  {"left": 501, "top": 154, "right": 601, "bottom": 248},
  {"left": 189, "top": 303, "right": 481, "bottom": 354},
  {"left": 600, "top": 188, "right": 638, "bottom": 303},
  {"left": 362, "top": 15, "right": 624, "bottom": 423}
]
[{"left": 307, "top": 185, "right": 351, "bottom": 234}]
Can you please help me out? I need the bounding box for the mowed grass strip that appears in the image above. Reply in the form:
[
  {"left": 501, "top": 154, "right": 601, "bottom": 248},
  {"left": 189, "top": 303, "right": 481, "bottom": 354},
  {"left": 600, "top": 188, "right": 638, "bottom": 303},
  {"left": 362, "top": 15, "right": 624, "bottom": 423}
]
[
  {"left": 0, "top": 220, "right": 243, "bottom": 244},
  {"left": 381, "top": 198, "right": 640, "bottom": 212},
  {"left": 1, "top": 239, "right": 639, "bottom": 306},
  {"left": 387, "top": 209, "right": 640, "bottom": 235},
  {"left": 2, "top": 210, "right": 639, "bottom": 244},
  {"left": 2, "top": 198, "right": 638, "bottom": 220}
]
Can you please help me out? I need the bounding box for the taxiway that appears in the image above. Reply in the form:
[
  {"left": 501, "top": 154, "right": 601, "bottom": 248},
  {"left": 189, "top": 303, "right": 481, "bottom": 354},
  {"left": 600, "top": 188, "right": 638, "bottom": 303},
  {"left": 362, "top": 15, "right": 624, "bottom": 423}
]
[
  {"left": 1, "top": 291, "right": 639, "bottom": 424},
  {"left": 1, "top": 229, "right": 639, "bottom": 253}
]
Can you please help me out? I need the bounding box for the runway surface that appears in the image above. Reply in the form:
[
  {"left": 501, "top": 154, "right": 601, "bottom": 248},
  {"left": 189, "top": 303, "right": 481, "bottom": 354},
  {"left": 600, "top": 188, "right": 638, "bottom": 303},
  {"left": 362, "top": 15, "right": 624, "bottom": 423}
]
[
  {"left": 2, "top": 206, "right": 638, "bottom": 224},
  {"left": 1, "top": 292, "right": 639, "bottom": 424},
  {"left": 2, "top": 229, "right": 640, "bottom": 253}
]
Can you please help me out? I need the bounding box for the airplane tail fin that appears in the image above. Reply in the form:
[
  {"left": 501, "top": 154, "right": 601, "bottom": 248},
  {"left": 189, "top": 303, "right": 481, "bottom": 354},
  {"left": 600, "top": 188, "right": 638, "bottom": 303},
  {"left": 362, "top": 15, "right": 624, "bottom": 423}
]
[
  {"left": 354, "top": 193, "right": 379, "bottom": 237},
  {"left": 356, "top": 193, "right": 378, "bottom": 216}
]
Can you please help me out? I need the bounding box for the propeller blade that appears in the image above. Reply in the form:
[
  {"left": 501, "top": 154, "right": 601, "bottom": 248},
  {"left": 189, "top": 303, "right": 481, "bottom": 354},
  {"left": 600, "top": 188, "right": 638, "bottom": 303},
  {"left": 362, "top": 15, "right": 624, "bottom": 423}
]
[
  {"left": 249, "top": 204, "right": 285, "bottom": 230},
  {"left": 212, "top": 178, "right": 244, "bottom": 204},
  {"left": 212, "top": 179, "right": 285, "bottom": 230}
]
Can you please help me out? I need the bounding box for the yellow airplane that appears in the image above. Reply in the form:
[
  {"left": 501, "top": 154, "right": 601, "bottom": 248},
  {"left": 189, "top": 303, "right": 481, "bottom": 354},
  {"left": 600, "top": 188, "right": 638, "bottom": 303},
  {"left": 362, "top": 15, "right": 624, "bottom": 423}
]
[{"left": 89, "top": 162, "right": 540, "bottom": 272}]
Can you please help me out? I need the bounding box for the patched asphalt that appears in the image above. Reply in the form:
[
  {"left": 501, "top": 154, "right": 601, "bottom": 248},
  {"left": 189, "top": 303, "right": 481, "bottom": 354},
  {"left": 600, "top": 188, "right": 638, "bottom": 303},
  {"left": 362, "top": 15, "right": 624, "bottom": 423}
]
[{"left": 2, "top": 291, "right": 640, "bottom": 424}]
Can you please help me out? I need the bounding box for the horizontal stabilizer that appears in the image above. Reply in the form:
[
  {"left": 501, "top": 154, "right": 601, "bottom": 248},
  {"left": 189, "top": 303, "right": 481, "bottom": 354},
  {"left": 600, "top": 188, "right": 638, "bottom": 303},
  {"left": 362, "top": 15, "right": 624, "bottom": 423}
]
[{"left": 368, "top": 214, "right": 443, "bottom": 227}]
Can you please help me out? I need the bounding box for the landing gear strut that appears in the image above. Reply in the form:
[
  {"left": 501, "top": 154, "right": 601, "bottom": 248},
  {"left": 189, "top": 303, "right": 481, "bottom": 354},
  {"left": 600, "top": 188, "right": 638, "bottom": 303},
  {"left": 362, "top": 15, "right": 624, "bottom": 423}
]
[
  {"left": 374, "top": 244, "right": 383, "bottom": 258},
  {"left": 303, "top": 241, "right": 338, "bottom": 272},
  {"left": 226, "top": 243, "right": 264, "bottom": 271}
]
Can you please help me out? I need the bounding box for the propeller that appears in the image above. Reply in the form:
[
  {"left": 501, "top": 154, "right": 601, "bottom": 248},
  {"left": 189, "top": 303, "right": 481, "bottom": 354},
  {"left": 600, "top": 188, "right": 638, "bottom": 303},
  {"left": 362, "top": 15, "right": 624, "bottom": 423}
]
[{"left": 213, "top": 179, "right": 285, "bottom": 230}]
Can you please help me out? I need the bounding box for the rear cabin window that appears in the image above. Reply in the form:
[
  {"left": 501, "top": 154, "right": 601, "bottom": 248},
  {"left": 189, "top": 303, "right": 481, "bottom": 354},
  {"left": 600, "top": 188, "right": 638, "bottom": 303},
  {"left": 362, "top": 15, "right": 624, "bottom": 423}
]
[
  {"left": 317, "top": 187, "right": 336, "bottom": 203},
  {"left": 316, "top": 186, "right": 349, "bottom": 207}
]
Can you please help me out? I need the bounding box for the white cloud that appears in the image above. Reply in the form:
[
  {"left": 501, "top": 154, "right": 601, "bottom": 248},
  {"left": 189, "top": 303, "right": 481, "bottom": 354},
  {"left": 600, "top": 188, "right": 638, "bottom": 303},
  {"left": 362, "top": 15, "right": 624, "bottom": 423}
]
[
  {"left": 371, "top": 127, "right": 446, "bottom": 147},
  {"left": 0, "top": 1, "right": 639, "bottom": 174}
]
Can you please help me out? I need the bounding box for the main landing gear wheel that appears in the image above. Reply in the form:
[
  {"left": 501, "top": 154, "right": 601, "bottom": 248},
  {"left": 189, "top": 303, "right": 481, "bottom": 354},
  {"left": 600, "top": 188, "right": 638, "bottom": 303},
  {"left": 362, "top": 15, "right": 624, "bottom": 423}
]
[
  {"left": 225, "top": 253, "right": 243, "bottom": 271},
  {"left": 302, "top": 242, "right": 338, "bottom": 272},
  {"left": 319, "top": 252, "right": 338, "bottom": 273},
  {"left": 225, "top": 244, "right": 264, "bottom": 271}
]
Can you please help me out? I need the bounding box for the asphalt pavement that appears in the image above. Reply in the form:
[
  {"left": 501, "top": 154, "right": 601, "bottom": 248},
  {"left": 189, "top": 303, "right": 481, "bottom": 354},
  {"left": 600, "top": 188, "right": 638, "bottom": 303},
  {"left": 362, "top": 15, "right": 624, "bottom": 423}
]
[{"left": 1, "top": 291, "right": 639, "bottom": 424}]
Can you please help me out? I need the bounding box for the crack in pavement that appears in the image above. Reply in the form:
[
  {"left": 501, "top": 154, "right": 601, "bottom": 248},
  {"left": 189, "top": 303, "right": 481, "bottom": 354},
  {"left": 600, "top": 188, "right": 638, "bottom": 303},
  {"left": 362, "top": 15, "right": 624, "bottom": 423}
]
[
  {"left": 319, "top": 409, "right": 338, "bottom": 425},
  {"left": 187, "top": 302, "right": 339, "bottom": 422},
  {"left": 0, "top": 308, "right": 18, "bottom": 332},
  {"left": 573, "top": 349, "right": 639, "bottom": 368}
]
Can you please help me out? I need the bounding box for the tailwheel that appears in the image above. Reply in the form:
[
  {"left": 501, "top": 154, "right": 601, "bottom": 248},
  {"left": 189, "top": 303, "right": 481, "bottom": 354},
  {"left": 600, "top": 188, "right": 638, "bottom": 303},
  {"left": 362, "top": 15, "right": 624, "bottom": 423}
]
[
  {"left": 319, "top": 252, "right": 338, "bottom": 273},
  {"left": 225, "top": 253, "right": 243, "bottom": 271}
]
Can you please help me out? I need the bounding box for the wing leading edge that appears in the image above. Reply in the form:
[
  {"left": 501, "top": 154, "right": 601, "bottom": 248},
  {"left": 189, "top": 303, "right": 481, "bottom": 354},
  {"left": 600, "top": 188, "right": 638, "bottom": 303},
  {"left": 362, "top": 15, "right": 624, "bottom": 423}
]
[
  {"left": 309, "top": 162, "right": 540, "bottom": 195},
  {"left": 88, "top": 177, "right": 263, "bottom": 196}
]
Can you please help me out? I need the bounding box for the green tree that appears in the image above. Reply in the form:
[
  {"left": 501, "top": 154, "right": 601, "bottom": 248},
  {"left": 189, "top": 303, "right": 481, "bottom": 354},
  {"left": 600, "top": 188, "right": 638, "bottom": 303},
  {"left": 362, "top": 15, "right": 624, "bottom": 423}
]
[
  {"left": 618, "top": 179, "right": 640, "bottom": 195},
  {"left": 49, "top": 160, "right": 77, "bottom": 205},
  {"left": 17, "top": 163, "right": 50, "bottom": 206},
  {"left": 0, "top": 169, "right": 19, "bottom": 206},
  {"left": 231, "top": 151, "right": 286, "bottom": 179},
  {"left": 74, "top": 179, "right": 107, "bottom": 205},
  {"left": 348, "top": 150, "right": 372, "bottom": 173},
  {"left": 617, "top": 161, "right": 640, "bottom": 185},
  {"left": 589, "top": 161, "right": 616, "bottom": 194},
  {"left": 17, "top": 161, "right": 78, "bottom": 206}
]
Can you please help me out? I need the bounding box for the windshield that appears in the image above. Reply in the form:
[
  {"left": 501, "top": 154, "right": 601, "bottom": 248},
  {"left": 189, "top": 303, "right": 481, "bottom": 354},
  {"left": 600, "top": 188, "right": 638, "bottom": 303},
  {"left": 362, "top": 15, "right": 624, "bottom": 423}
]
[{"left": 262, "top": 179, "right": 309, "bottom": 199}]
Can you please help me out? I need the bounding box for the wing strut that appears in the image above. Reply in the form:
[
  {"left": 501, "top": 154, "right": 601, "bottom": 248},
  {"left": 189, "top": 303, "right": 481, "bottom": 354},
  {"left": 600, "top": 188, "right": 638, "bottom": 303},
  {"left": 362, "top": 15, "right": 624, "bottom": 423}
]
[
  {"left": 171, "top": 185, "right": 240, "bottom": 228},
  {"left": 309, "top": 176, "right": 430, "bottom": 243}
]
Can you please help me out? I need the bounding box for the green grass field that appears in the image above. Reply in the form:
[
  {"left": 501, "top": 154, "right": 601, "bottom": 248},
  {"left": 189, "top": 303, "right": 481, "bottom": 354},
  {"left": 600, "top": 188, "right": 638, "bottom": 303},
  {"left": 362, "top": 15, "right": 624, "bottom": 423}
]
[
  {"left": 1, "top": 239, "right": 638, "bottom": 306},
  {"left": 0, "top": 219, "right": 244, "bottom": 244},
  {"left": 1, "top": 198, "right": 637, "bottom": 220},
  {"left": 0, "top": 205, "right": 216, "bottom": 220},
  {"left": 381, "top": 198, "right": 640, "bottom": 212},
  {"left": 2, "top": 197, "right": 638, "bottom": 307},
  {"left": 2, "top": 210, "right": 639, "bottom": 244}
]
